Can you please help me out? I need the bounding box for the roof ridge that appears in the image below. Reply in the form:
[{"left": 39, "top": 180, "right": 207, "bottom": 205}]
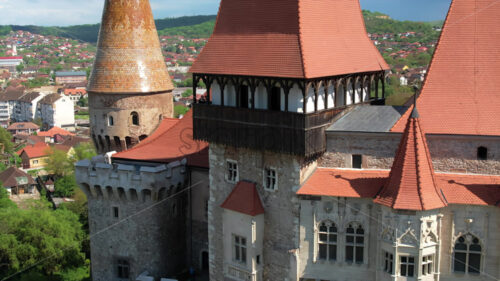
[{"left": 297, "top": 0, "right": 307, "bottom": 78}]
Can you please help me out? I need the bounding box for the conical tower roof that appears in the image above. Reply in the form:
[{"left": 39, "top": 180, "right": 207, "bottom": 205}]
[
  {"left": 374, "top": 107, "right": 447, "bottom": 211},
  {"left": 88, "top": 0, "right": 173, "bottom": 94},
  {"left": 191, "top": 0, "right": 389, "bottom": 78}
]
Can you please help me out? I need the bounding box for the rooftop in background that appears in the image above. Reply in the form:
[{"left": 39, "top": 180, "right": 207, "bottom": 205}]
[
  {"left": 55, "top": 71, "right": 87, "bottom": 77},
  {"left": 191, "top": 0, "right": 389, "bottom": 78},
  {"left": 392, "top": 0, "right": 500, "bottom": 136},
  {"left": 87, "top": 0, "right": 174, "bottom": 94},
  {"left": 113, "top": 110, "right": 209, "bottom": 168},
  {"left": 328, "top": 106, "right": 408, "bottom": 133},
  {"left": 38, "top": 126, "right": 75, "bottom": 138},
  {"left": 7, "top": 122, "right": 40, "bottom": 130},
  {"left": 0, "top": 57, "right": 23, "bottom": 60},
  {"left": 0, "top": 167, "right": 36, "bottom": 188}
]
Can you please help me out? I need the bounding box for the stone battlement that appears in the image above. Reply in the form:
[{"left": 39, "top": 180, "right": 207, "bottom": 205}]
[{"left": 75, "top": 157, "right": 186, "bottom": 202}]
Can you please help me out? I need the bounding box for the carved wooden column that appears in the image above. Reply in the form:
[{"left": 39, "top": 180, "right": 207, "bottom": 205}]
[
  {"left": 324, "top": 80, "right": 329, "bottom": 109},
  {"left": 381, "top": 75, "right": 386, "bottom": 99},
  {"left": 375, "top": 76, "right": 379, "bottom": 100}
]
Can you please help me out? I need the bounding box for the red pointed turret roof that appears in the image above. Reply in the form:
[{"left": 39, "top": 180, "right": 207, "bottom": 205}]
[
  {"left": 221, "top": 181, "right": 265, "bottom": 216},
  {"left": 190, "top": 0, "right": 388, "bottom": 78},
  {"left": 374, "top": 108, "right": 447, "bottom": 211},
  {"left": 392, "top": 0, "right": 500, "bottom": 136},
  {"left": 112, "top": 110, "right": 209, "bottom": 168}
]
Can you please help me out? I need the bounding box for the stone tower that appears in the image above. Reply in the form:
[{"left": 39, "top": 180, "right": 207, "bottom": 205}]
[
  {"left": 190, "top": 0, "right": 389, "bottom": 280},
  {"left": 88, "top": 0, "right": 174, "bottom": 154}
]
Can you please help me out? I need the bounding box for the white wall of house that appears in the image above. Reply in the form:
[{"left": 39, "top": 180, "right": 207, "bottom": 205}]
[{"left": 40, "top": 96, "right": 75, "bottom": 128}]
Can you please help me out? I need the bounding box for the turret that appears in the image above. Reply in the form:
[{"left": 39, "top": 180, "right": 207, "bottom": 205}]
[{"left": 88, "top": 0, "right": 174, "bottom": 154}]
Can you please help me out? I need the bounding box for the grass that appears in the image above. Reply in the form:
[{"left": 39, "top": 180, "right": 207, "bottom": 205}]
[{"left": 75, "top": 114, "right": 89, "bottom": 120}]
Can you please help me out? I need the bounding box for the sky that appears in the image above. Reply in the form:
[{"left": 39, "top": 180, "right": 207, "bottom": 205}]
[{"left": 0, "top": 0, "right": 452, "bottom": 26}]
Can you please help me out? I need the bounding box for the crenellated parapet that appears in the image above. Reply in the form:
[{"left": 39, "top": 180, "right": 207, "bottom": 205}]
[{"left": 75, "top": 157, "right": 187, "bottom": 203}]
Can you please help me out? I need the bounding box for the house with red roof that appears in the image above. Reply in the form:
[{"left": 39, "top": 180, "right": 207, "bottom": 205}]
[{"left": 75, "top": 0, "right": 499, "bottom": 280}]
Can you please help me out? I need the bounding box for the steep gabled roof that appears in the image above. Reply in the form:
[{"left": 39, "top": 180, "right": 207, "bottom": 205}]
[
  {"left": 38, "top": 127, "right": 75, "bottom": 137},
  {"left": 112, "top": 110, "right": 209, "bottom": 168},
  {"left": 221, "top": 181, "right": 265, "bottom": 216},
  {"left": 19, "top": 143, "right": 50, "bottom": 159},
  {"left": 190, "top": 0, "right": 388, "bottom": 78},
  {"left": 374, "top": 108, "right": 447, "bottom": 211},
  {"left": 392, "top": 0, "right": 500, "bottom": 136},
  {"left": 88, "top": 0, "right": 173, "bottom": 93},
  {"left": 0, "top": 167, "right": 35, "bottom": 188}
]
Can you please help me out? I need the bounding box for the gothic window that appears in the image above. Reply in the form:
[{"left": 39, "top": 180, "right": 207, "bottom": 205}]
[
  {"left": 384, "top": 251, "right": 394, "bottom": 274},
  {"left": 400, "top": 256, "right": 415, "bottom": 277},
  {"left": 422, "top": 255, "right": 434, "bottom": 276},
  {"left": 226, "top": 160, "right": 238, "bottom": 183},
  {"left": 477, "top": 147, "right": 488, "bottom": 160},
  {"left": 318, "top": 221, "right": 337, "bottom": 261},
  {"left": 117, "top": 259, "right": 129, "bottom": 279},
  {"left": 269, "top": 87, "right": 281, "bottom": 111},
  {"left": 264, "top": 167, "right": 277, "bottom": 191},
  {"left": 108, "top": 115, "right": 114, "bottom": 126},
  {"left": 233, "top": 235, "right": 247, "bottom": 264},
  {"left": 453, "top": 234, "right": 482, "bottom": 274},
  {"left": 131, "top": 111, "right": 139, "bottom": 126},
  {"left": 345, "top": 223, "right": 364, "bottom": 263}
]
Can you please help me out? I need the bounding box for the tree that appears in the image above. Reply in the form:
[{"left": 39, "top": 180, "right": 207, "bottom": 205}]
[
  {"left": 0, "top": 184, "right": 16, "bottom": 209},
  {"left": 0, "top": 127, "right": 13, "bottom": 153},
  {"left": 45, "top": 148, "right": 72, "bottom": 177},
  {"left": 70, "top": 143, "right": 96, "bottom": 164},
  {"left": 54, "top": 175, "right": 78, "bottom": 198}
]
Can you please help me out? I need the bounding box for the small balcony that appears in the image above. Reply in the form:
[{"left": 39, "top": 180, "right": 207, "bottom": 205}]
[{"left": 193, "top": 103, "right": 344, "bottom": 157}]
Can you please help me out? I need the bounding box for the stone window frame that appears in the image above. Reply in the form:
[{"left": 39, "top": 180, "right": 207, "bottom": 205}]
[
  {"left": 383, "top": 251, "right": 394, "bottom": 274},
  {"left": 317, "top": 220, "right": 338, "bottom": 262},
  {"left": 232, "top": 234, "right": 247, "bottom": 265},
  {"left": 477, "top": 146, "right": 488, "bottom": 161},
  {"left": 398, "top": 255, "right": 416, "bottom": 277},
  {"left": 225, "top": 159, "right": 239, "bottom": 183},
  {"left": 130, "top": 111, "right": 139, "bottom": 126},
  {"left": 263, "top": 166, "right": 278, "bottom": 191},
  {"left": 112, "top": 206, "right": 119, "bottom": 219},
  {"left": 422, "top": 254, "right": 434, "bottom": 276},
  {"left": 108, "top": 115, "right": 114, "bottom": 126},
  {"left": 116, "top": 258, "right": 130, "bottom": 279},
  {"left": 453, "top": 233, "right": 482, "bottom": 275},
  {"left": 351, "top": 154, "right": 363, "bottom": 169},
  {"left": 345, "top": 222, "right": 365, "bottom": 264}
]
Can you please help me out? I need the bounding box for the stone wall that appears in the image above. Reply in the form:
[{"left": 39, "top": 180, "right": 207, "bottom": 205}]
[
  {"left": 76, "top": 158, "right": 188, "bottom": 281},
  {"left": 89, "top": 91, "right": 173, "bottom": 153},
  {"left": 208, "top": 144, "right": 317, "bottom": 281},
  {"left": 321, "top": 132, "right": 500, "bottom": 175}
]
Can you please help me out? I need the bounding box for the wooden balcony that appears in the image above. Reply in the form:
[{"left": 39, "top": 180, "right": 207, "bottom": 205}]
[{"left": 193, "top": 103, "right": 344, "bottom": 157}]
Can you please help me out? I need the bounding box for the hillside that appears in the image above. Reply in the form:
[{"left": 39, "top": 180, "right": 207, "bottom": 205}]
[
  {"left": 0, "top": 15, "right": 216, "bottom": 43},
  {"left": 0, "top": 11, "right": 442, "bottom": 43}
]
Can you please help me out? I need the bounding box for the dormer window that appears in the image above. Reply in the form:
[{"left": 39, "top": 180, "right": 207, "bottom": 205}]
[{"left": 477, "top": 147, "right": 487, "bottom": 160}]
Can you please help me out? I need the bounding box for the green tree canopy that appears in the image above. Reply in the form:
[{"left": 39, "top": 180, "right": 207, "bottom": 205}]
[
  {"left": 45, "top": 148, "right": 72, "bottom": 177},
  {"left": 0, "top": 127, "right": 14, "bottom": 153},
  {"left": 54, "top": 175, "right": 78, "bottom": 198}
]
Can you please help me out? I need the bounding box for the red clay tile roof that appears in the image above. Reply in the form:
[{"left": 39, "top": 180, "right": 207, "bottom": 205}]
[
  {"left": 190, "top": 0, "right": 388, "bottom": 78},
  {"left": 297, "top": 168, "right": 387, "bottom": 198},
  {"left": 19, "top": 143, "right": 50, "bottom": 159},
  {"left": 7, "top": 122, "right": 39, "bottom": 130},
  {"left": 38, "top": 127, "right": 75, "bottom": 137},
  {"left": 298, "top": 168, "right": 500, "bottom": 207},
  {"left": 375, "top": 109, "right": 447, "bottom": 211},
  {"left": 112, "top": 110, "right": 209, "bottom": 168},
  {"left": 392, "top": 0, "right": 500, "bottom": 136},
  {"left": 221, "top": 181, "right": 265, "bottom": 216}
]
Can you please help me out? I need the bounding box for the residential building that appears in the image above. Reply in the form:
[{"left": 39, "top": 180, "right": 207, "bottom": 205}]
[
  {"left": 63, "top": 88, "right": 87, "bottom": 105},
  {"left": 37, "top": 126, "right": 75, "bottom": 143},
  {"left": 7, "top": 122, "right": 40, "bottom": 135},
  {"left": 0, "top": 86, "right": 26, "bottom": 127},
  {"left": 13, "top": 91, "right": 46, "bottom": 123},
  {"left": 0, "top": 56, "right": 23, "bottom": 73},
  {"left": 55, "top": 71, "right": 87, "bottom": 85},
  {"left": 0, "top": 166, "right": 38, "bottom": 196},
  {"left": 36, "top": 93, "right": 75, "bottom": 129},
  {"left": 18, "top": 143, "right": 50, "bottom": 169}
]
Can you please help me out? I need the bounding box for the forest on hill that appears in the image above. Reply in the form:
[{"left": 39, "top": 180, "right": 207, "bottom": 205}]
[{"left": 0, "top": 11, "right": 441, "bottom": 42}]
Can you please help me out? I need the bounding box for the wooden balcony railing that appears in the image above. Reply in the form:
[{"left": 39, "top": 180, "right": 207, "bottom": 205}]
[{"left": 193, "top": 104, "right": 344, "bottom": 157}]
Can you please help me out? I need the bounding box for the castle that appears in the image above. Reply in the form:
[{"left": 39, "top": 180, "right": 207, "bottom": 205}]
[{"left": 76, "top": 0, "right": 500, "bottom": 281}]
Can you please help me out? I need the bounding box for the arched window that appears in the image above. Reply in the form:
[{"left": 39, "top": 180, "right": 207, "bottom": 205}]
[
  {"left": 346, "top": 223, "right": 364, "bottom": 263},
  {"left": 108, "top": 115, "right": 114, "bottom": 126},
  {"left": 454, "top": 234, "right": 482, "bottom": 274},
  {"left": 477, "top": 147, "right": 487, "bottom": 160},
  {"left": 318, "top": 221, "right": 337, "bottom": 261},
  {"left": 131, "top": 112, "right": 139, "bottom": 126}
]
